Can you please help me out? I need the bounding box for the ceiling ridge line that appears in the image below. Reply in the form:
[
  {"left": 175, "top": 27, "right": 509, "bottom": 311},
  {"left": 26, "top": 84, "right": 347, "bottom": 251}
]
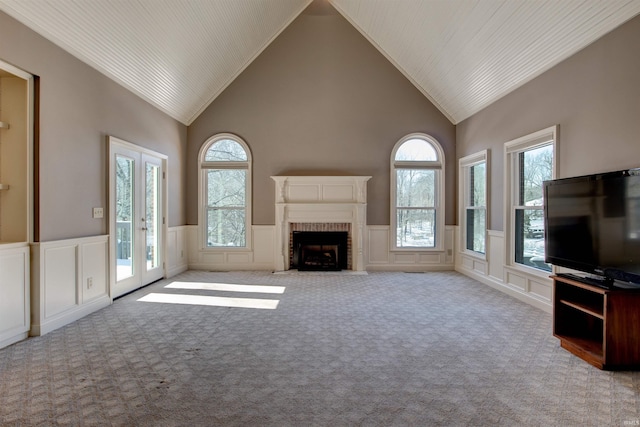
[
  {"left": 328, "top": 0, "right": 456, "bottom": 125},
  {"left": 185, "top": 0, "right": 315, "bottom": 125}
]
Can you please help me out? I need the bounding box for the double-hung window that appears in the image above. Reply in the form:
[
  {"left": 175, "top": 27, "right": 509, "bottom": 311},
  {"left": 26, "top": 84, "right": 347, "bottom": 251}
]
[
  {"left": 391, "top": 134, "right": 445, "bottom": 250},
  {"left": 505, "top": 126, "right": 556, "bottom": 272},
  {"left": 199, "top": 134, "right": 251, "bottom": 248},
  {"left": 460, "top": 150, "right": 488, "bottom": 255}
]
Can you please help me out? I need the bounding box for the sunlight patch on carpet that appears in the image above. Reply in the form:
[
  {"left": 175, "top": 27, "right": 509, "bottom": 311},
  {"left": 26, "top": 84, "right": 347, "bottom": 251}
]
[
  {"left": 138, "top": 293, "right": 280, "bottom": 309},
  {"left": 165, "top": 281, "right": 285, "bottom": 294}
]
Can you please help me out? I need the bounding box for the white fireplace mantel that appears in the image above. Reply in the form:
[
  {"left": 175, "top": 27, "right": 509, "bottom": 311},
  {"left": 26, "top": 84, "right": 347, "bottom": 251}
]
[{"left": 271, "top": 176, "right": 371, "bottom": 271}]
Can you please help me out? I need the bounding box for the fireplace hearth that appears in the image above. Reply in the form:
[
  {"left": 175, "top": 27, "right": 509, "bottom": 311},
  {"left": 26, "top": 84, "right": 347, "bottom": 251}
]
[{"left": 292, "top": 231, "right": 348, "bottom": 271}]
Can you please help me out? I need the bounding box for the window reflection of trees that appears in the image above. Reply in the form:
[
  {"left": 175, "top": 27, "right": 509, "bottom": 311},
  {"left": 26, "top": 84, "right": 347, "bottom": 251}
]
[
  {"left": 202, "top": 137, "right": 250, "bottom": 248},
  {"left": 516, "top": 144, "right": 553, "bottom": 271},
  {"left": 392, "top": 135, "right": 443, "bottom": 249},
  {"left": 206, "top": 168, "right": 246, "bottom": 247},
  {"left": 466, "top": 162, "right": 486, "bottom": 254}
]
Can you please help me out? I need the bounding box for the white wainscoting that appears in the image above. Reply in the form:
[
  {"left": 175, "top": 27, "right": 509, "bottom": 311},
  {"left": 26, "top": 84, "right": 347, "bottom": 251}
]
[
  {"left": 186, "top": 224, "right": 458, "bottom": 272},
  {"left": 30, "top": 235, "right": 111, "bottom": 336},
  {"left": 0, "top": 242, "right": 30, "bottom": 349},
  {"left": 455, "top": 228, "right": 552, "bottom": 313},
  {"left": 167, "top": 226, "right": 188, "bottom": 277},
  {"left": 366, "top": 225, "right": 455, "bottom": 271},
  {"left": 187, "top": 225, "right": 275, "bottom": 271}
]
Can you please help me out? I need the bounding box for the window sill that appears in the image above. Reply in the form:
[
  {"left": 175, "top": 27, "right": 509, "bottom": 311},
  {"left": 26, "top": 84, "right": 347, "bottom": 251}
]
[
  {"left": 200, "top": 247, "right": 252, "bottom": 252},
  {"left": 504, "top": 263, "right": 552, "bottom": 280},
  {"left": 460, "top": 249, "right": 487, "bottom": 261},
  {"left": 391, "top": 247, "right": 444, "bottom": 252}
]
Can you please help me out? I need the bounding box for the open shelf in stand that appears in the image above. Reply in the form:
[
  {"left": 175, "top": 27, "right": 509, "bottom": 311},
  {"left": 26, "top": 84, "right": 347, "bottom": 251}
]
[
  {"left": 558, "top": 299, "right": 604, "bottom": 319},
  {"left": 553, "top": 275, "right": 640, "bottom": 370}
]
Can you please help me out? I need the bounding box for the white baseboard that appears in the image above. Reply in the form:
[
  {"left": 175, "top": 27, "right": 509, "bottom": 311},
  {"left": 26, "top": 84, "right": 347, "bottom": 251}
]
[
  {"left": 30, "top": 295, "right": 111, "bottom": 336},
  {"left": 456, "top": 264, "right": 552, "bottom": 313},
  {"left": 454, "top": 227, "right": 552, "bottom": 313},
  {"left": 167, "top": 264, "right": 189, "bottom": 277},
  {"left": 0, "top": 331, "right": 28, "bottom": 349}
]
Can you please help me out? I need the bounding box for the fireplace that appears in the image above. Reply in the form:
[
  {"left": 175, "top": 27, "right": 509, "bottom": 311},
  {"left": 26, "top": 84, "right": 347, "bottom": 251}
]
[
  {"left": 292, "top": 231, "right": 348, "bottom": 271},
  {"left": 271, "top": 175, "right": 371, "bottom": 271}
]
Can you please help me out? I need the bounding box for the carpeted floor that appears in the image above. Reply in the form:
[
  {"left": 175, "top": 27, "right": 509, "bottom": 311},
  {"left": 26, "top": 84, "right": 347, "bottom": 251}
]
[{"left": 1, "top": 270, "right": 639, "bottom": 426}]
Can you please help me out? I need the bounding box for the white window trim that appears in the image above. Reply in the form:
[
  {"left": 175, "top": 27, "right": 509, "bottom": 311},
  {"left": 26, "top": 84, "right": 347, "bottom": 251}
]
[
  {"left": 198, "top": 133, "right": 252, "bottom": 251},
  {"left": 503, "top": 125, "right": 558, "bottom": 277},
  {"left": 458, "top": 149, "right": 489, "bottom": 260},
  {"left": 390, "top": 133, "right": 445, "bottom": 251}
]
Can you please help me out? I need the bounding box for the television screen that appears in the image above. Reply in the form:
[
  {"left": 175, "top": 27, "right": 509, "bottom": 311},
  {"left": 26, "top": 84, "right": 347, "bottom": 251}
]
[{"left": 543, "top": 168, "right": 640, "bottom": 285}]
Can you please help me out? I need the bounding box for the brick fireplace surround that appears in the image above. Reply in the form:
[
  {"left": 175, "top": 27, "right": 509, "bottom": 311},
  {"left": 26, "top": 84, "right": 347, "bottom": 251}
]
[
  {"left": 289, "top": 222, "right": 352, "bottom": 270},
  {"left": 271, "top": 176, "right": 371, "bottom": 271}
]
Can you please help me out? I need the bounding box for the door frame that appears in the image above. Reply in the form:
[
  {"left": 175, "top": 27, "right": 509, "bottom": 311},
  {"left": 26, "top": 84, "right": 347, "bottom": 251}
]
[
  {"left": 0, "top": 59, "right": 34, "bottom": 244},
  {"left": 108, "top": 135, "right": 168, "bottom": 298}
]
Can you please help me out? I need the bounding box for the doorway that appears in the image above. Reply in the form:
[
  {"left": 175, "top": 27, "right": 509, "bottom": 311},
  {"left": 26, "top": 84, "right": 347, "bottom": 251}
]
[
  {"left": 109, "top": 136, "right": 166, "bottom": 298},
  {"left": 0, "top": 59, "right": 34, "bottom": 348}
]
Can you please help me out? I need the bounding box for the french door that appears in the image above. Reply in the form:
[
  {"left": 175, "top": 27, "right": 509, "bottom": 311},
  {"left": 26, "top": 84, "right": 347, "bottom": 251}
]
[{"left": 109, "top": 136, "right": 166, "bottom": 298}]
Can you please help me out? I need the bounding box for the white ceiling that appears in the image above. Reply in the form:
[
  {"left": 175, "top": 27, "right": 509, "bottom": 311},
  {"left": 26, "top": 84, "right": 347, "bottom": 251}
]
[{"left": 1, "top": 0, "right": 639, "bottom": 125}]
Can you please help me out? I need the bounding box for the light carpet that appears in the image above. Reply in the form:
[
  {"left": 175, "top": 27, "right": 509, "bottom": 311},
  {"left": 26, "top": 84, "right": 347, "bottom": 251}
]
[{"left": 1, "top": 270, "right": 639, "bottom": 426}]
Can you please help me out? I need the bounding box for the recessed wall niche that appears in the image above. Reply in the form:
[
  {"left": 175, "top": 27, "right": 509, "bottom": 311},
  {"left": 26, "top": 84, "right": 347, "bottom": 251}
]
[
  {"left": 0, "top": 61, "right": 32, "bottom": 350},
  {"left": 0, "top": 68, "right": 29, "bottom": 243}
]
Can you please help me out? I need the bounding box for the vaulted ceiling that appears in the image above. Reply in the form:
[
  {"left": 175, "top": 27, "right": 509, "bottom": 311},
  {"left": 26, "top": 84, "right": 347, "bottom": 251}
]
[{"left": 1, "top": 0, "right": 639, "bottom": 125}]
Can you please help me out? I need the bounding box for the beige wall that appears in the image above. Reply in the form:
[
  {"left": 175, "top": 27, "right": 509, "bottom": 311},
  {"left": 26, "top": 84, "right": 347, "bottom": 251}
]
[
  {"left": 188, "top": 4, "right": 455, "bottom": 226},
  {"left": 457, "top": 15, "right": 640, "bottom": 231},
  {"left": 0, "top": 11, "right": 187, "bottom": 242},
  {"left": 7, "top": 2, "right": 634, "bottom": 239}
]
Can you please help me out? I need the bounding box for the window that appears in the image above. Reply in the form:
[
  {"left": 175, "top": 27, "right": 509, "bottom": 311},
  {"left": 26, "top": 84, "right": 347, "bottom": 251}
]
[
  {"left": 199, "top": 134, "right": 251, "bottom": 248},
  {"left": 459, "top": 150, "right": 488, "bottom": 255},
  {"left": 391, "top": 134, "right": 445, "bottom": 249},
  {"left": 505, "top": 126, "right": 556, "bottom": 272}
]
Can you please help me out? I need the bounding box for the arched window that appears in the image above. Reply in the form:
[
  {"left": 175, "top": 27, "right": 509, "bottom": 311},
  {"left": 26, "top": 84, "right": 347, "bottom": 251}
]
[
  {"left": 391, "top": 134, "right": 445, "bottom": 250},
  {"left": 199, "top": 134, "right": 251, "bottom": 248}
]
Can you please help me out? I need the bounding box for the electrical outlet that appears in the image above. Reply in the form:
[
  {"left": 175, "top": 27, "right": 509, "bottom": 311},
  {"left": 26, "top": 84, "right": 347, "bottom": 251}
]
[
  {"left": 93, "top": 207, "right": 104, "bottom": 219},
  {"left": 87, "top": 277, "right": 93, "bottom": 289}
]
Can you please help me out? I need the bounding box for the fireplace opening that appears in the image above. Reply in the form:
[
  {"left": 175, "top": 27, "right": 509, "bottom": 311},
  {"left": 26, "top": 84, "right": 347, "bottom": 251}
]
[{"left": 291, "top": 231, "right": 348, "bottom": 271}]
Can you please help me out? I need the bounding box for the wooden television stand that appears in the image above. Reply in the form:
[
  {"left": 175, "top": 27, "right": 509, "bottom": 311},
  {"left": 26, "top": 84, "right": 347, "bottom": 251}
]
[{"left": 553, "top": 274, "right": 640, "bottom": 370}]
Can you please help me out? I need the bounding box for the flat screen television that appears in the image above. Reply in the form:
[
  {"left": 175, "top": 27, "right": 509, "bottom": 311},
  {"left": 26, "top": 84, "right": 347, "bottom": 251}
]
[{"left": 543, "top": 168, "right": 640, "bottom": 286}]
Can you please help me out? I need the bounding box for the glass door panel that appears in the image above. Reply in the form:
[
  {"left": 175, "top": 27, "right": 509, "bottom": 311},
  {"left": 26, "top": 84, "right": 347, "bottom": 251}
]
[
  {"left": 140, "top": 153, "right": 164, "bottom": 285},
  {"left": 145, "top": 162, "right": 159, "bottom": 271},
  {"left": 115, "top": 155, "right": 135, "bottom": 281},
  {"left": 110, "top": 137, "right": 165, "bottom": 298}
]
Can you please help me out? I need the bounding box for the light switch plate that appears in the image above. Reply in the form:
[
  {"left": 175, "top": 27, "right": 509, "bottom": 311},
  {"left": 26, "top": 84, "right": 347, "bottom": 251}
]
[{"left": 93, "top": 207, "right": 104, "bottom": 219}]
